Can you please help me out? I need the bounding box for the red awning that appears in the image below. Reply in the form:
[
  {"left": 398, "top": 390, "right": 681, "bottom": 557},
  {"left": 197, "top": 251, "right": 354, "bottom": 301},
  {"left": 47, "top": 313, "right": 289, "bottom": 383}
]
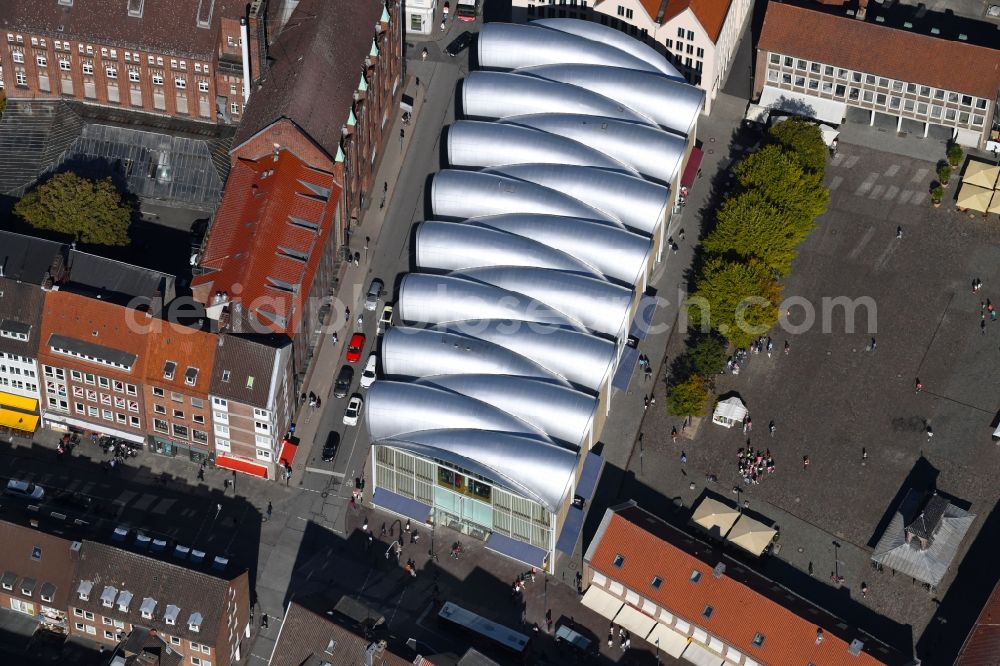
[
  {"left": 215, "top": 455, "right": 269, "bottom": 479},
  {"left": 681, "top": 146, "right": 704, "bottom": 189},
  {"left": 278, "top": 439, "right": 298, "bottom": 467}
]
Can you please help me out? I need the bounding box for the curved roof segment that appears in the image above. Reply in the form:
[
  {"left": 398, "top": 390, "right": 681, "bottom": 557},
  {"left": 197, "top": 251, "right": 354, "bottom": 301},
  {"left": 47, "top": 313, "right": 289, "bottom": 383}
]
[
  {"left": 446, "top": 121, "right": 637, "bottom": 175},
  {"left": 460, "top": 71, "right": 655, "bottom": 127},
  {"left": 502, "top": 114, "right": 686, "bottom": 185},
  {"left": 514, "top": 64, "right": 704, "bottom": 136},
  {"left": 478, "top": 22, "right": 667, "bottom": 76},
  {"left": 529, "top": 18, "right": 681, "bottom": 79},
  {"left": 397, "top": 272, "right": 588, "bottom": 331},
  {"left": 381, "top": 327, "right": 571, "bottom": 387},
  {"left": 467, "top": 213, "right": 652, "bottom": 286},
  {"left": 366, "top": 381, "right": 547, "bottom": 443},
  {"left": 381, "top": 429, "right": 577, "bottom": 511},
  {"left": 414, "top": 221, "right": 603, "bottom": 278},
  {"left": 414, "top": 374, "right": 597, "bottom": 446},
  {"left": 483, "top": 163, "right": 668, "bottom": 235},
  {"left": 435, "top": 321, "right": 616, "bottom": 393},
  {"left": 454, "top": 266, "right": 633, "bottom": 338},
  {"left": 431, "top": 170, "right": 622, "bottom": 226}
]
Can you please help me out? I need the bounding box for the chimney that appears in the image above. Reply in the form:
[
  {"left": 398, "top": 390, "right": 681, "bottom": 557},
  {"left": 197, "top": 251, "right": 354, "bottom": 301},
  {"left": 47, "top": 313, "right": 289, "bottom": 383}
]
[
  {"left": 856, "top": 0, "right": 868, "bottom": 19},
  {"left": 816, "top": 628, "right": 824, "bottom": 644},
  {"left": 231, "top": 302, "right": 244, "bottom": 333},
  {"left": 239, "top": 17, "right": 251, "bottom": 103}
]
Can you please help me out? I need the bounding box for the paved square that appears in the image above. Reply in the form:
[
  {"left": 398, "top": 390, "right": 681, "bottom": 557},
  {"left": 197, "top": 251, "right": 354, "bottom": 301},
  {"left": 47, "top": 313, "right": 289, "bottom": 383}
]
[{"left": 634, "top": 141, "right": 1000, "bottom": 652}]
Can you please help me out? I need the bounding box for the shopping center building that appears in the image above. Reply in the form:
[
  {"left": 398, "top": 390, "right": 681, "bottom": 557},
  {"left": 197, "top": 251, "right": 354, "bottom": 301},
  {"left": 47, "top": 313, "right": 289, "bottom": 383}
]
[{"left": 367, "top": 20, "right": 704, "bottom": 573}]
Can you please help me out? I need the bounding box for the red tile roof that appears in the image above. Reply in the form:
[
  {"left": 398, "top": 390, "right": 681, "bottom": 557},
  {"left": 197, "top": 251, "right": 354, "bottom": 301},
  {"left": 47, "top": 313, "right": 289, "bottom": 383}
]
[
  {"left": 757, "top": 1, "right": 1000, "bottom": 99},
  {"left": 193, "top": 149, "right": 340, "bottom": 336},
  {"left": 954, "top": 578, "right": 1000, "bottom": 666},
  {"left": 142, "top": 319, "right": 218, "bottom": 396},
  {"left": 587, "top": 504, "right": 902, "bottom": 666},
  {"left": 600, "top": 0, "right": 732, "bottom": 41}
]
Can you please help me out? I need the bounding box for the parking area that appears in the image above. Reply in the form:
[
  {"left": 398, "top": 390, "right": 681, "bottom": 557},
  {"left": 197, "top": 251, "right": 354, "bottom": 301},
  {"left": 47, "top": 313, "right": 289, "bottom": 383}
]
[{"left": 633, "top": 140, "right": 1000, "bottom": 653}]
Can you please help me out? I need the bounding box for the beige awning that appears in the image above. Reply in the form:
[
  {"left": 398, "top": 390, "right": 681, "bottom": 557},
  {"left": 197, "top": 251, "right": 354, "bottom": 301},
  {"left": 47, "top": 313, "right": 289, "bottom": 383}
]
[
  {"left": 614, "top": 604, "right": 658, "bottom": 639},
  {"left": 581, "top": 585, "right": 623, "bottom": 621},
  {"left": 683, "top": 641, "right": 726, "bottom": 666},
  {"left": 989, "top": 192, "right": 1000, "bottom": 215},
  {"left": 648, "top": 623, "right": 690, "bottom": 658},
  {"left": 963, "top": 160, "right": 1000, "bottom": 189},
  {"left": 956, "top": 183, "right": 994, "bottom": 212},
  {"left": 726, "top": 515, "right": 778, "bottom": 556},
  {"left": 691, "top": 498, "right": 740, "bottom": 538}
]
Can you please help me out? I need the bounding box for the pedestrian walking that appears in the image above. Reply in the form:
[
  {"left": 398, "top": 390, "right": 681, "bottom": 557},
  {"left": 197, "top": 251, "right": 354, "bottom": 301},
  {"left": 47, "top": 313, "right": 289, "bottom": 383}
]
[
  {"left": 267, "top": 501, "right": 273, "bottom": 519},
  {"left": 331, "top": 331, "right": 338, "bottom": 344},
  {"left": 680, "top": 451, "right": 687, "bottom": 464},
  {"left": 399, "top": 128, "right": 405, "bottom": 150},
  {"left": 926, "top": 424, "right": 934, "bottom": 438},
  {"left": 896, "top": 225, "right": 903, "bottom": 239},
  {"left": 354, "top": 252, "right": 360, "bottom": 266},
  {"left": 671, "top": 242, "right": 679, "bottom": 254},
  {"left": 869, "top": 337, "right": 877, "bottom": 351},
  {"left": 261, "top": 613, "right": 269, "bottom": 629},
  {"left": 769, "top": 420, "right": 776, "bottom": 436},
  {"left": 862, "top": 447, "right": 868, "bottom": 464},
  {"left": 223, "top": 478, "right": 230, "bottom": 490},
  {"left": 861, "top": 582, "right": 869, "bottom": 598},
  {"left": 383, "top": 181, "right": 388, "bottom": 193},
  {"left": 679, "top": 228, "right": 685, "bottom": 240},
  {"left": 784, "top": 340, "right": 790, "bottom": 354},
  {"left": 643, "top": 395, "right": 649, "bottom": 410},
  {"left": 197, "top": 467, "right": 205, "bottom": 481},
  {"left": 992, "top": 309, "right": 997, "bottom": 322},
  {"left": 803, "top": 455, "right": 810, "bottom": 470},
  {"left": 982, "top": 319, "right": 988, "bottom": 335},
  {"left": 644, "top": 366, "right": 652, "bottom": 382},
  {"left": 915, "top": 378, "right": 923, "bottom": 393},
  {"left": 362, "top": 518, "right": 369, "bottom": 532},
  {"left": 671, "top": 427, "right": 678, "bottom": 443},
  {"left": 380, "top": 522, "right": 387, "bottom": 537},
  {"left": 315, "top": 397, "right": 321, "bottom": 409}
]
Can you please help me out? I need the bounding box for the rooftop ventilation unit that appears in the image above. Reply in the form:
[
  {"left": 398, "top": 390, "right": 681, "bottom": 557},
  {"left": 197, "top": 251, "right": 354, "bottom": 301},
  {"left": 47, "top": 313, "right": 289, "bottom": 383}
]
[
  {"left": 713, "top": 562, "right": 726, "bottom": 578},
  {"left": 127, "top": 0, "right": 144, "bottom": 18},
  {"left": 848, "top": 639, "right": 864, "bottom": 656}
]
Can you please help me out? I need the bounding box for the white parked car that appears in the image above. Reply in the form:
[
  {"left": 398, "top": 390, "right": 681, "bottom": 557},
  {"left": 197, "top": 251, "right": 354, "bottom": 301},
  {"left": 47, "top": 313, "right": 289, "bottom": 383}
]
[
  {"left": 343, "top": 394, "right": 364, "bottom": 426},
  {"left": 378, "top": 304, "right": 394, "bottom": 335},
  {"left": 360, "top": 353, "right": 377, "bottom": 389},
  {"left": 5, "top": 479, "right": 44, "bottom": 501}
]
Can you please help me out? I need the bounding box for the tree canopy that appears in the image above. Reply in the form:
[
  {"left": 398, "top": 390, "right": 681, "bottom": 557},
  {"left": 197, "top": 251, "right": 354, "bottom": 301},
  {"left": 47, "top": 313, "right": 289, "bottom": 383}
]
[
  {"left": 666, "top": 374, "right": 712, "bottom": 417},
  {"left": 768, "top": 119, "right": 828, "bottom": 175},
  {"left": 687, "top": 332, "right": 728, "bottom": 377},
  {"left": 14, "top": 172, "right": 131, "bottom": 247},
  {"left": 702, "top": 190, "right": 813, "bottom": 276},
  {"left": 735, "top": 144, "right": 830, "bottom": 222},
  {"left": 688, "top": 258, "right": 782, "bottom": 348}
]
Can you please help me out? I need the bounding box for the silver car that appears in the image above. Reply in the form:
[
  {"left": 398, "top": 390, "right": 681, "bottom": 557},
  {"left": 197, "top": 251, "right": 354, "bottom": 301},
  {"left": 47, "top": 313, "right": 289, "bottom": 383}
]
[
  {"left": 5, "top": 479, "right": 44, "bottom": 501},
  {"left": 365, "top": 278, "right": 384, "bottom": 311}
]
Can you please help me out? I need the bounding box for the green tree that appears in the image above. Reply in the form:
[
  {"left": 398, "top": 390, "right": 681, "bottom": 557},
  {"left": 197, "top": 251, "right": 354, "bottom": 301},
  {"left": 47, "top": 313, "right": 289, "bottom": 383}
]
[
  {"left": 936, "top": 164, "right": 952, "bottom": 185},
  {"left": 768, "top": 119, "right": 828, "bottom": 175},
  {"left": 735, "top": 144, "right": 830, "bottom": 222},
  {"left": 702, "top": 190, "right": 813, "bottom": 275},
  {"left": 14, "top": 172, "right": 131, "bottom": 246},
  {"left": 688, "top": 258, "right": 782, "bottom": 348},
  {"left": 947, "top": 143, "right": 963, "bottom": 167},
  {"left": 666, "top": 374, "right": 712, "bottom": 417},
  {"left": 688, "top": 333, "right": 728, "bottom": 377}
]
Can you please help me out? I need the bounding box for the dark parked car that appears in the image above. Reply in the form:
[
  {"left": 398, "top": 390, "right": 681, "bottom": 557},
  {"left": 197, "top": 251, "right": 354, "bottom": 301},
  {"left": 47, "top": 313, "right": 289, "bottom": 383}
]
[
  {"left": 445, "top": 31, "right": 473, "bottom": 57},
  {"left": 334, "top": 365, "right": 355, "bottom": 398},
  {"left": 321, "top": 432, "right": 340, "bottom": 462}
]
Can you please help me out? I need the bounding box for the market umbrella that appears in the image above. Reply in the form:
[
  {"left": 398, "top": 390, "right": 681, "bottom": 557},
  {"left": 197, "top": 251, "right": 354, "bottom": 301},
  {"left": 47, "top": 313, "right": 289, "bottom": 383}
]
[
  {"left": 726, "top": 514, "right": 777, "bottom": 556},
  {"left": 962, "top": 160, "right": 1000, "bottom": 190},
  {"left": 956, "top": 183, "right": 993, "bottom": 213},
  {"left": 691, "top": 498, "right": 740, "bottom": 538},
  {"left": 989, "top": 192, "right": 1000, "bottom": 216}
]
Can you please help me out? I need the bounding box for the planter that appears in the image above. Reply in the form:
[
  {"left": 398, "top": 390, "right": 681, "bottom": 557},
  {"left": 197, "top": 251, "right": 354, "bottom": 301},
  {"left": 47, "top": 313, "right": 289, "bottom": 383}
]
[{"left": 932, "top": 201, "right": 941, "bottom": 208}]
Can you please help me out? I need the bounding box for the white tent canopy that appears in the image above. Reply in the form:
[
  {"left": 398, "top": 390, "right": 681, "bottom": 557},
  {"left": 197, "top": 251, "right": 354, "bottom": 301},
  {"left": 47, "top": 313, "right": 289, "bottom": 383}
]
[
  {"left": 614, "top": 604, "right": 658, "bottom": 638},
  {"left": 648, "top": 623, "right": 689, "bottom": 658},
  {"left": 682, "top": 642, "right": 726, "bottom": 666},
  {"left": 712, "top": 397, "right": 747, "bottom": 428},
  {"left": 581, "top": 585, "right": 623, "bottom": 620}
]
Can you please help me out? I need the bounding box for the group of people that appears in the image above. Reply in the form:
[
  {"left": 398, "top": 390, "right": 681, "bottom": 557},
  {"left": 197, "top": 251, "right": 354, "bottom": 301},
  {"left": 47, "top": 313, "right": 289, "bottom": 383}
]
[
  {"left": 608, "top": 624, "right": 631, "bottom": 651},
  {"left": 725, "top": 337, "right": 788, "bottom": 374},
  {"left": 738, "top": 446, "right": 776, "bottom": 485}
]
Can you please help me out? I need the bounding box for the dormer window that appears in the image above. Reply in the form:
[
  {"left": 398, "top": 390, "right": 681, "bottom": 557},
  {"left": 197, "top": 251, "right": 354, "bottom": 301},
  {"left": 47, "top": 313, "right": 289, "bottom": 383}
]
[
  {"left": 188, "top": 611, "right": 203, "bottom": 632},
  {"left": 184, "top": 367, "right": 198, "bottom": 386},
  {"left": 117, "top": 590, "right": 133, "bottom": 612},
  {"left": 164, "top": 604, "right": 180, "bottom": 625},
  {"left": 140, "top": 597, "right": 156, "bottom": 619},
  {"left": 612, "top": 554, "right": 624, "bottom": 568},
  {"left": 21, "top": 578, "right": 36, "bottom": 597},
  {"left": 77, "top": 580, "right": 93, "bottom": 601},
  {"left": 100, "top": 585, "right": 118, "bottom": 607},
  {"left": 163, "top": 361, "right": 176, "bottom": 380}
]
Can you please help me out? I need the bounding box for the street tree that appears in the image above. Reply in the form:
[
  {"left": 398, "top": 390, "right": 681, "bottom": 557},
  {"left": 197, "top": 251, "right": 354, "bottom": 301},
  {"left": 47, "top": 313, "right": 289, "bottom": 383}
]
[
  {"left": 687, "top": 332, "right": 729, "bottom": 377},
  {"left": 666, "top": 374, "right": 712, "bottom": 417},
  {"left": 735, "top": 144, "right": 829, "bottom": 222},
  {"left": 768, "top": 119, "right": 828, "bottom": 175},
  {"left": 688, "top": 257, "right": 782, "bottom": 348},
  {"left": 14, "top": 172, "right": 131, "bottom": 246},
  {"left": 702, "top": 190, "right": 813, "bottom": 275}
]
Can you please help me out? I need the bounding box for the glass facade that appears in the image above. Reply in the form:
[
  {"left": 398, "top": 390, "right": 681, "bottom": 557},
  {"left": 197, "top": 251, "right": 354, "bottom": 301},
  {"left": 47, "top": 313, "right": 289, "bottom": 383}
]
[{"left": 375, "top": 446, "right": 554, "bottom": 551}]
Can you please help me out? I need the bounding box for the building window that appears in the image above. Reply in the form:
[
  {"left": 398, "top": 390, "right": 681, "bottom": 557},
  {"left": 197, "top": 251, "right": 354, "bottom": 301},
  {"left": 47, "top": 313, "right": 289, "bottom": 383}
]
[
  {"left": 231, "top": 102, "right": 240, "bottom": 115},
  {"left": 152, "top": 73, "right": 163, "bottom": 85},
  {"left": 769, "top": 53, "right": 779, "bottom": 64},
  {"left": 172, "top": 424, "right": 189, "bottom": 439},
  {"left": 126, "top": 384, "right": 137, "bottom": 396},
  {"left": 215, "top": 438, "right": 231, "bottom": 452},
  {"left": 175, "top": 78, "right": 186, "bottom": 89},
  {"left": 130, "top": 416, "right": 140, "bottom": 427},
  {"left": 612, "top": 554, "right": 624, "bottom": 567},
  {"left": 12, "top": 50, "right": 24, "bottom": 63},
  {"left": 36, "top": 55, "right": 48, "bottom": 67},
  {"left": 256, "top": 449, "right": 272, "bottom": 461},
  {"left": 129, "top": 70, "right": 140, "bottom": 82},
  {"left": 154, "top": 404, "right": 166, "bottom": 414},
  {"left": 170, "top": 59, "right": 177, "bottom": 69},
  {"left": 82, "top": 63, "right": 94, "bottom": 75},
  {"left": 198, "top": 81, "right": 209, "bottom": 92},
  {"left": 154, "top": 419, "right": 168, "bottom": 433},
  {"left": 752, "top": 632, "right": 766, "bottom": 647},
  {"left": 58, "top": 57, "right": 71, "bottom": 71},
  {"left": 192, "top": 429, "right": 208, "bottom": 444},
  {"left": 212, "top": 397, "right": 227, "bottom": 408}
]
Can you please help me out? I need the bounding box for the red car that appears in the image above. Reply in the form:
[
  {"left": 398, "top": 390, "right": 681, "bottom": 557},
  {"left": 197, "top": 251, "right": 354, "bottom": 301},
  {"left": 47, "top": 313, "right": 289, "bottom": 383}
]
[{"left": 346, "top": 333, "right": 365, "bottom": 363}]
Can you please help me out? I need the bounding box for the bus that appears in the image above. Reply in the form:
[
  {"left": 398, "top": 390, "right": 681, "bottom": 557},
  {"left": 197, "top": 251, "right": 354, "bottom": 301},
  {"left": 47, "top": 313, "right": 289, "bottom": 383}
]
[{"left": 437, "top": 602, "right": 530, "bottom": 658}]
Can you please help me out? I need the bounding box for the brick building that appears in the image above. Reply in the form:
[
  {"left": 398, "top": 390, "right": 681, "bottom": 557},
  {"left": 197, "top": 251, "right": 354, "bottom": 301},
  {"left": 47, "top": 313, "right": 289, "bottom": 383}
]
[
  {"left": 142, "top": 320, "right": 218, "bottom": 464},
  {"left": 208, "top": 333, "right": 294, "bottom": 481},
  {"left": 0, "top": 0, "right": 268, "bottom": 124},
  {"left": 582, "top": 502, "right": 912, "bottom": 665},
  {"left": 0, "top": 521, "right": 75, "bottom": 635}
]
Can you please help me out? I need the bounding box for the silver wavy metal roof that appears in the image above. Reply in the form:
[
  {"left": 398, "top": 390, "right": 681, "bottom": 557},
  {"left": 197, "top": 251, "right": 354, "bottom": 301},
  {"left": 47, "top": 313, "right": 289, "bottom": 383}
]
[
  {"left": 414, "top": 220, "right": 604, "bottom": 278},
  {"left": 452, "top": 266, "right": 633, "bottom": 338},
  {"left": 431, "top": 170, "right": 622, "bottom": 225},
  {"left": 501, "top": 113, "right": 687, "bottom": 185},
  {"left": 397, "top": 273, "right": 589, "bottom": 331},
  {"left": 466, "top": 213, "right": 651, "bottom": 286},
  {"left": 514, "top": 64, "right": 703, "bottom": 136},
  {"left": 477, "top": 21, "right": 681, "bottom": 79},
  {"left": 461, "top": 71, "right": 654, "bottom": 127},
  {"left": 482, "top": 163, "right": 668, "bottom": 235},
  {"left": 413, "top": 374, "right": 597, "bottom": 446},
  {"left": 380, "top": 428, "right": 578, "bottom": 512},
  {"left": 446, "top": 121, "right": 638, "bottom": 175},
  {"left": 381, "top": 327, "right": 572, "bottom": 387},
  {"left": 529, "top": 18, "right": 682, "bottom": 79}
]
